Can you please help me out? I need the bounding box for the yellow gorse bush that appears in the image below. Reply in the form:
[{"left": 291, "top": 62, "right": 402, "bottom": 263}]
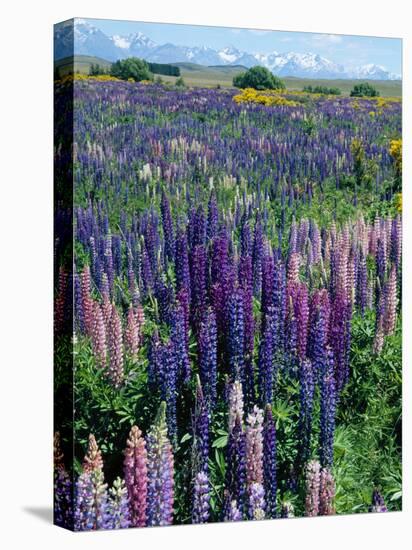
[
  {"left": 56, "top": 74, "right": 122, "bottom": 84},
  {"left": 389, "top": 138, "right": 402, "bottom": 171},
  {"left": 233, "top": 88, "right": 299, "bottom": 107}
]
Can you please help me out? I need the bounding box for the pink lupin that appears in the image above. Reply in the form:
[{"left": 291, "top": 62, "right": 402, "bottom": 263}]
[
  {"left": 383, "top": 267, "right": 397, "bottom": 336},
  {"left": 81, "top": 266, "right": 94, "bottom": 336},
  {"left": 134, "top": 303, "right": 145, "bottom": 347},
  {"left": 125, "top": 306, "right": 140, "bottom": 357},
  {"left": 92, "top": 301, "right": 107, "bottom": 369},
  {"left": 124, "top": 426, "right": 148, "bottom": 527}
]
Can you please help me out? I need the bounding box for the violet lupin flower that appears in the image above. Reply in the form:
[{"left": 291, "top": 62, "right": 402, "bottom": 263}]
[
  {"left": 74, "top": 273, "right": 84, "bottom": 334},
  {"left": 228, "top": 287, "right": 245, "bottom": 382},
  {"left": 175, "top": 228, "right": 191, "bottom": 296},
  {"left": 190, "top": 244, "right": 207, "bottom": 329},
  {"left": 170, "top": 301, "right": 191, "bottom": 385},
  {"left": 141, "top": 245, "right": 154, "bottom": 296},
  {"left": 147, "top": 330, "right": 161, "bottom": 388},
  {"left": 319, "top": 349, "right": 336, "bottom": 468},
  {"left": 192, "top": 471, "right": 210, "bottom": 524},
  {"left": 272, "top": 259, "right": 286, "bottom": 352},
  {"left": 55, "top": 266, "right": 68, "bottom": 334},
  {"left": 107, "top": 478, "right": 131, "bottom": 529},
  {"left": 192, "top": 377, "right": 210, "bottom": 474},
  {"left": 370, "top": 489, "right": 388, "bottom": 513},
  {"left": 160, "top": 191, "right": 175, "bottom": 263},
  {"left": 258, "top": 310, "right": 275, "bottom": 406},
  {"left": 54, "top": 466, "right": 73, "bottom": 528},
  {"left": 159, "top": 341, "right": 178, "bottom": 443},
  {"left": 249, "top": 482, "right": 265, "bottom": 520},
  {"left": 241, "top": 221, "right": 252, "bottom": 258},
  {"left": 146, "top": 402, "right": 174, "bottom": 527},
  {"left": 239, "top": 255, "right": 255, "bottom": 406},
  {"left": 390, "top": 215, "right": 402, "bottom": 272},
  {"left": 330, "top": 291, "right": 351, "bottom": 393},
  {"left": 104, "top": 234, "right": 115, "bottom": 294},
  {"left": 123, "top": 426, "right": 148, "bottom": 528},
  {"left": 319, "top": 467, "right": 336, "bottom": 515},
  {"left": 308, "top": 289, "right": 330, "bottom": 382},
  {"left": 305, "top": 459, "right": 321, "bottom": 516},
  {"left": 263, "top": 405, "right": 277, "bottom": 519},
  {"left": 225, "top": 413, "right": 247, "bottom": 519},
  {"left": 294, "top": 283, "right": 309, "bottom": 360},
  {"left": 198, "top": 308, "right": 217, "bottom": 408},
  {"left": 356, "top": 249, "right": 368, "bottom": 317},
  {"left": 54, "top": 432, "right": 72, "bottom": 529},
  {"left": 74, "top": 469, "right": 110, "bottom": 531},
  {"left": 207, "top": 191, "right": 219, "bottom": 241},
  {"left": 224, "top": 495, "right": 242, "bottom": 522},
  {"left": 252, "top": 217, "right": 263, "bottom": 296},
  {"left": 298, "top": 359, "right": 315, "bottom": 465},
  {"left": 246, "top": 406, "right": 264, "bottom": 487},
  {"left": 108, "top": 305, "right": 124, "bottom": 388}
]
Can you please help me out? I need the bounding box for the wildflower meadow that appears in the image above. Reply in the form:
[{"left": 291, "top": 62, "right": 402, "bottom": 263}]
[{"left": 54, "top": 72, "right": 402, "bottom": 530}]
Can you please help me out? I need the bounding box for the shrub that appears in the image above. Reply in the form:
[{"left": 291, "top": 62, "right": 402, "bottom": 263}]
[
  {"left": 110, "top": 58, "right": 152, "bottom": 82},
  {"left": 175, "top": 77, "right": 186, "bottom": 88},
  {"left": 303, "top": 85, "right": 341, "bottom": 95},
  {"left": 233, "top": 66, "right": 285, "bottom": 90},
  {"left": 350, "top": 83, "right": 380, "bottom": 97}
]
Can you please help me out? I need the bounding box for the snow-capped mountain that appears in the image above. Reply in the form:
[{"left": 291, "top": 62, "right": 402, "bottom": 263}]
[
  {"left": 349, "top": 64, "right": 401, "bottom": 80},
  {"left": 111, "top": 32, "right": 157, "bottom": 58},
  {"left": 54, "top": 19, "right": 400, "bottom": 80},
  {"left": 54, "top": 19, "right": 120, "bottom": 61},
  {"left": 256, "top": 52, "right": 346, "bottom": 78}
]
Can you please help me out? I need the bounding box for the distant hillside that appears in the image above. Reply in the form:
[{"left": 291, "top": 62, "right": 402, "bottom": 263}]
[
  {"left": 54, "top": 55, "right": 402, "bottom": 98},
  {"left": 55, "top": 55, "right": 112, "bottom": 76}
]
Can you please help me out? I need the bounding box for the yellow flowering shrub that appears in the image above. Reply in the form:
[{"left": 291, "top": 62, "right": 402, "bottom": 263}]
[
  {"left": 389, "top": 139, "right": 402, "bottom": 171},
  {"left": 233, "top": 88, "right": 299, "bottom": 107},
  {"left": 57, "top": 74, "right": 121, "bottom": 84}
]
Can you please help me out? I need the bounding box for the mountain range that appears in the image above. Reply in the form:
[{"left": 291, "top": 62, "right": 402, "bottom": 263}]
[{"left": 54, "top": 19, "right": 401, "bottom": 80}]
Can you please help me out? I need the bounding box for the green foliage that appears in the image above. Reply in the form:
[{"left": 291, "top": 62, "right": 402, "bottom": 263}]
[
  {"left": 303, "top": 85, "right": 341, "bottom": 95},
  {"left": 89, "top": 63, "right": 105, "bottom": 76},
  {"left": 350, "top": 82, "right": 380, "bottom": 97},
  {"left": 233, "top": 65, "right": 286, "bottom": 90},
  {"left": 147, "top": 62, "right": 180, "bottom": 77},
  {"left": 175, "top": 76, "right": 186, "bottom": 88},
  {"left": 333, "top": 312, "right": 402, "bottom": 513},
  {"left": 110, "top": 57, "right": 152, "bottom": 82}
]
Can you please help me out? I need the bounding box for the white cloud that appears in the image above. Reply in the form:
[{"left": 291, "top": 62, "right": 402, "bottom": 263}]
[{"left": 312, "top": 33, "right": 343, "bottom": 44}]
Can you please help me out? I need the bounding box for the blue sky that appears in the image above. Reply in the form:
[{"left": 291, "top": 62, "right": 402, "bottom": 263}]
[{"left": 88, "top": 18, "right": 402, "bottom": 74}]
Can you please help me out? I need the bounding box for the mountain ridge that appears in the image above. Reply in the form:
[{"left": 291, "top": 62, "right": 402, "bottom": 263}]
[{"left": 54, "top": 19, "right": 401, "bottom": 80}]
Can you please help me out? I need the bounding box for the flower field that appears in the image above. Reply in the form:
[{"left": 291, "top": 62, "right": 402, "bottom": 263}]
[{"left": 54, "top": 79, "right": 402, "bottom": 530}]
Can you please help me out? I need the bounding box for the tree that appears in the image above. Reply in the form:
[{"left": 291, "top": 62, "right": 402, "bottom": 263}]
[
  {"left": 175, "top": 77, "right": 186, "bottom": 88},
  {"left": 303, "top": 85, "right": 341, "bottom": 95},
  {"left": 110, "top": 58, "right": 152, "bottom": 82},
  {"left": 233, "top": 66, "right": 285, "bottom": 90},
  {"left": 350, "top": 82, "right": 379, "bottom": 97},
  {"left": 89, "top": 63, "right": 103, "bottom": 76}
]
